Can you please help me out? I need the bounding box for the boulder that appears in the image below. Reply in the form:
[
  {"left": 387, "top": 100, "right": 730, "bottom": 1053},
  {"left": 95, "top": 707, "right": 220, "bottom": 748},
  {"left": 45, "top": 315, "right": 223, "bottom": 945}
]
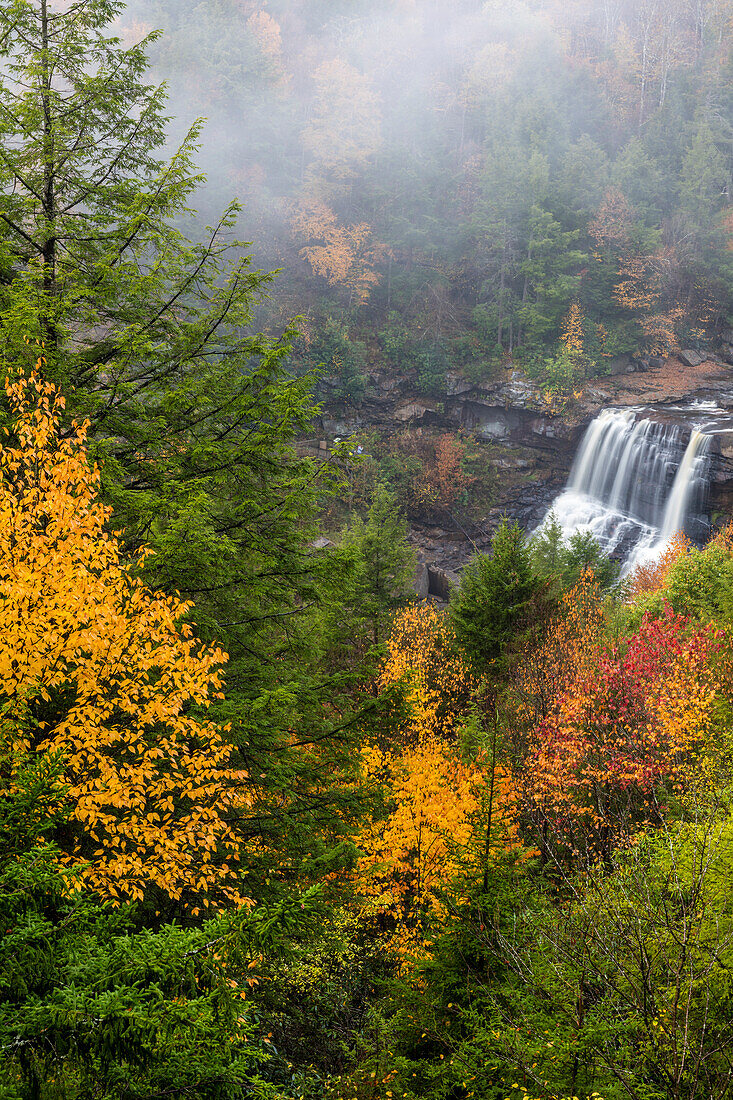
[
  {"left": 310, "top": 537, "right": 334, "bottom": 550},
  {"left": 413, "top": 562, "right": 430, "bottom": 599},
  {"left": 678, "top": 349, "right": 704, "bottom": 368},
  {"left": 608, "top": 354, "right": 633, "bottom": 374},
  {"left": 427, "top": 565, "right": 460, "bottom": 600}
]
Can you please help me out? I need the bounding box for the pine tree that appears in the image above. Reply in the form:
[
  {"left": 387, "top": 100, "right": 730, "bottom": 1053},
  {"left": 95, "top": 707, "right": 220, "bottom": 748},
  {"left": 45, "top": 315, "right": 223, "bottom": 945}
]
[
  {"left": 340, "top": 483, "right": 416, "bottom": 645},
  {"left": 0, "top": 0, "right": 364, "bottom": 900},
  {"left": 450, "top": 520, "right": 536, "bottom": 676}
]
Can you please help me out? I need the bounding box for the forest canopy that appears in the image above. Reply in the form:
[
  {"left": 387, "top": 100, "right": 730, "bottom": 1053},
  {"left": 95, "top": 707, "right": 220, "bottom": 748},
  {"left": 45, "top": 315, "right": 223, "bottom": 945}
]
[
  {"left": 128, "top": 0, "right": 733, "bottom": 393},
  {"left": 0, "top": 2, "right": 732, "bottom": 1099}
]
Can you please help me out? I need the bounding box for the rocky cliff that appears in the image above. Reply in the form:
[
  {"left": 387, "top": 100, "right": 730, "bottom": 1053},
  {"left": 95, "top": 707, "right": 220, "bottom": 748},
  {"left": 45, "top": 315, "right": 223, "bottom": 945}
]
[{"left": 315, "top": 352, "right": 733, "bottom": 592}]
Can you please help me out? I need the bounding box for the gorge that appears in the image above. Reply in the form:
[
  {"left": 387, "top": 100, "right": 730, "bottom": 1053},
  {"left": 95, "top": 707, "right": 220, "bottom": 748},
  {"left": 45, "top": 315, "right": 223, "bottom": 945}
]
[{"left": 316, "top": 352, "right": 733, "bottom": 586}]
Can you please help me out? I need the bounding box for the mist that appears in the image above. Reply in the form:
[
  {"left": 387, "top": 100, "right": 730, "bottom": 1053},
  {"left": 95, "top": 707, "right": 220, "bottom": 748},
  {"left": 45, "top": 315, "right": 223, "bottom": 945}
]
[{"left": 113, "top": 0, "right": 732, "bottom": 368}]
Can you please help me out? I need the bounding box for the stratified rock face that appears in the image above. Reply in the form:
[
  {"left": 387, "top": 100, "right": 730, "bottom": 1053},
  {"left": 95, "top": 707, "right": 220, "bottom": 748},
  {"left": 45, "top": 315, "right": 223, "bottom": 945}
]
[
  {"left": 315, "top": 352, "right": 733, "bottom": 585},
  {"left": 394, "top": 400, "right": 437, "bottom": 423},
  {"left": 413, "top": 561, "right": 430, "bottom": 598}
]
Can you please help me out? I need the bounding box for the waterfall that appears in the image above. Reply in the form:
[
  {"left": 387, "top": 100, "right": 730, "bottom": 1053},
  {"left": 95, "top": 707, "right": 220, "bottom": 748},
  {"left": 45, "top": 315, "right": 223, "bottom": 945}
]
[
  {"left": 659, "top": 430, "right": 711, "bottom": 540},
  {"left": 538, "top": 408, "right": 713, "bottom": 574}
]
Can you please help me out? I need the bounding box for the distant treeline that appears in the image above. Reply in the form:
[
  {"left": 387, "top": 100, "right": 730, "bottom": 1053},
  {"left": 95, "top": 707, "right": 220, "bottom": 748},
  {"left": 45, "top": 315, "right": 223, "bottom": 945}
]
[{"left": 136, "top": 0, "right": 733, "bottom": 392}]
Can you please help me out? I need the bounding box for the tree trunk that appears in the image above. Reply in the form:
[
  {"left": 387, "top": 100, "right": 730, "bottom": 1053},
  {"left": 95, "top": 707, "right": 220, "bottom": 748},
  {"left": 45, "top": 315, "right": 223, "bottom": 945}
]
[
  {"left": 482, "top": 715, "right": 498, "bottom": 893},
  {"left": 40, "top": 0, "right": 58, "bottom": 356}
]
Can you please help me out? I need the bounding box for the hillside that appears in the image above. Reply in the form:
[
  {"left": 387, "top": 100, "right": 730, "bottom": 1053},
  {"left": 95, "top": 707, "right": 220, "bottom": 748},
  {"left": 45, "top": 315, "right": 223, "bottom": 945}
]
[{"left": 3, "top": 4, "right": 733, "bottom": 1099}]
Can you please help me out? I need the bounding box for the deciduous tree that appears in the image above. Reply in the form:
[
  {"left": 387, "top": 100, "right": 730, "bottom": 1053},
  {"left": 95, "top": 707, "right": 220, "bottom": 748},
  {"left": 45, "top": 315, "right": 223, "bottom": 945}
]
[
  {"left": 0, "top": 368, "right": 245, "bottom": 906},
  {"left": 379, "top": 603, "right": 474, "bottom": 742},
  {"left": 524, "top": 602, "right": 719, "bottom": 863}
]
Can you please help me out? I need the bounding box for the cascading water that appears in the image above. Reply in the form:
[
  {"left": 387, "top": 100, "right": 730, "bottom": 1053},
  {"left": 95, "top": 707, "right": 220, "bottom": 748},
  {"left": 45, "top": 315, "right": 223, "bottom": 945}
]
[{"left": 538, "top": 408, "right": 713, "bottom": 574}]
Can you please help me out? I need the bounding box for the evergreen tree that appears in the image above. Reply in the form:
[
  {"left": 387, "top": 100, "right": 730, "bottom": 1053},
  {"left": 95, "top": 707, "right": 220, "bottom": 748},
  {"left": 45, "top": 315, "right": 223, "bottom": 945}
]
[
  {"left": 561, "top": 529, "right": 620, "bottom": 591},
  {"left": 679, "top": 117, "right": 729, "bottom": 228},
  {"left": 450, "top": 520, "right": 536, "bottom": 676},
  {"left": 518, "top": 205, "right": 585, "bottom": 349},
  {"left": 530, "top": 511, "right": 565, "bottom": 579},
  {"left": 0, "top": 0, "right": 367, "bottom": 902},
  {"left": 340, "top": 482, "right": 416, "bottom": 645},
  {"left": 0, "top": 745, "right": 321, "bottom": 1099},
  {"left": 532, "top": 517, "right": 620, "bottom": 593}
]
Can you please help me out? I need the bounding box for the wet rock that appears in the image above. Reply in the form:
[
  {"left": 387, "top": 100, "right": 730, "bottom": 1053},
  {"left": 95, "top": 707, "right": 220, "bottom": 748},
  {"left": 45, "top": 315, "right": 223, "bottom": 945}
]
[
  {"left": 476, "top": 413, "right": 511, "bottom": 439},
  {"left": 446, "top": 371, "right": 473, "bottom": 396},
  {"left": 427, "top": 565, "right": 460, "bottom": 600},
  {"left": 322, "top": 417, "right": 356, "bottom": 436},
  {"left": 378, "top": 376, "right": 403, "bottom": 394},
  {"left": 494, "top": 456, "right": 534, "bottom": 469},
  {"left": 716, "top": 438, "right": 733, "bottom": 463},
  {"left": 502, "top": 371, "right": 544, "bottom": 407}
]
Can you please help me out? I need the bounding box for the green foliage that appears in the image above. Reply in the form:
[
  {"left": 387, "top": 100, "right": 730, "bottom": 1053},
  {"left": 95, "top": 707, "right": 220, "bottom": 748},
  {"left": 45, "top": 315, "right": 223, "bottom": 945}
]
[
  {"left": 305, "top": 316, "right": 368, "bottom": 406},
  {"left": 0, "top": 0, "right": 381, "bottom": 906},
  {"left": 255, "top": 908, "right": 393, "bottom": 1082},
  {"left": 340, "top": 483, "right": 416, "bottom": 645},
  {"left": 532, "top": 515, "right": 620, "bottom": 593},
  {"left": 450, "top": 520, "right": 536, "bottom": 676},
  {"left": 522, "top": 347, "right": 588, "bottom": 391},
  {"left": 3, "top": 5, "right": 733, "bottom": 1100},
  {"left": 517, "top": 206, "right": 586, "bottom": 349},
  {"left": 679, "top": 117, "right": 729, "bottom": 229},
  {"left": 379, "top": 312, "right": 413, "bottom": 369},
  {"left": 414, "top": 339, "right": 448, "bottom": 396},
  {"left": 0, "top": 744, "right": 325, "bottom": 1100}
]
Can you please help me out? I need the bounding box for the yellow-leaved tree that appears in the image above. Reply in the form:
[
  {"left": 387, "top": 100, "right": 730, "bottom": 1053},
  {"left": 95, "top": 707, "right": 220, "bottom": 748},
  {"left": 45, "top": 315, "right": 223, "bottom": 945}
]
[
  {"left": 358, "top": 604, "right": 519, "bottom": 955},
  {"left": 358, "top": 736, "right": 483, "bottom": 937},
  {"left": 0, "top": 368, "right": 246, "bottom": 907}
]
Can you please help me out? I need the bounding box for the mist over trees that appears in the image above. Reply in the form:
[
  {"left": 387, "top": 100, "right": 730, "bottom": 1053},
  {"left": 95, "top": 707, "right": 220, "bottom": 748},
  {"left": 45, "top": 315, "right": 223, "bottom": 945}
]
[
  {"left": 2, "top": 2, "right": 733, "bottom": 1098},
  {"left": 123, "top": 0, "right": 733, "bottom": 390}
]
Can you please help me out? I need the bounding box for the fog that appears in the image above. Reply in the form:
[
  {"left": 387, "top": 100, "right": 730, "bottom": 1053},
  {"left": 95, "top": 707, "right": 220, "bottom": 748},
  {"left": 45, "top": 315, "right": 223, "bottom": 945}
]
[{"left": 114, "top": 0, "right": 732, "bottom": 349}]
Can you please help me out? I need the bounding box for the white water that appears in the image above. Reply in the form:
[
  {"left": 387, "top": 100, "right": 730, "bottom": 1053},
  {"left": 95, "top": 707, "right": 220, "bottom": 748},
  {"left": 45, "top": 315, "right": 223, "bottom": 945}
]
[{"left": 538, "top": 409, "right": 713, "bottom": 575}]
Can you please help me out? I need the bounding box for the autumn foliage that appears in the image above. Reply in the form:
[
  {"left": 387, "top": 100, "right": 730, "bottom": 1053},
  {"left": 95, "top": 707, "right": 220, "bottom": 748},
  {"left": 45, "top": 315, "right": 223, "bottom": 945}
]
[
  {"left": 521, "top": 593, "right": 719, "bottom": 860},
  {"left": 0, "top": 370, "right": 245, "bottom": 906},
  {"left": 383, "top": 431, "right": 475, "bottom": 513},
  {"left": 560, "top": 300, "right": 586, "bottom": 359},
  {"left": 512, "top": 571, "right": 607, "bottom": 738},
  {"left": 358, "top": 735, "right": 483, "bottom": 940},
  {"left": 626, "top": 531, "right": 691, "bottom": 600},
  {"left": 291, "top": 197, "right": 389, "bottom": 305},
  {"left": 378, "top": 603, "right": 474, "bottom": 741},
  {"left": 360, "top": 603, "right": 518, "bottom": 950}
]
